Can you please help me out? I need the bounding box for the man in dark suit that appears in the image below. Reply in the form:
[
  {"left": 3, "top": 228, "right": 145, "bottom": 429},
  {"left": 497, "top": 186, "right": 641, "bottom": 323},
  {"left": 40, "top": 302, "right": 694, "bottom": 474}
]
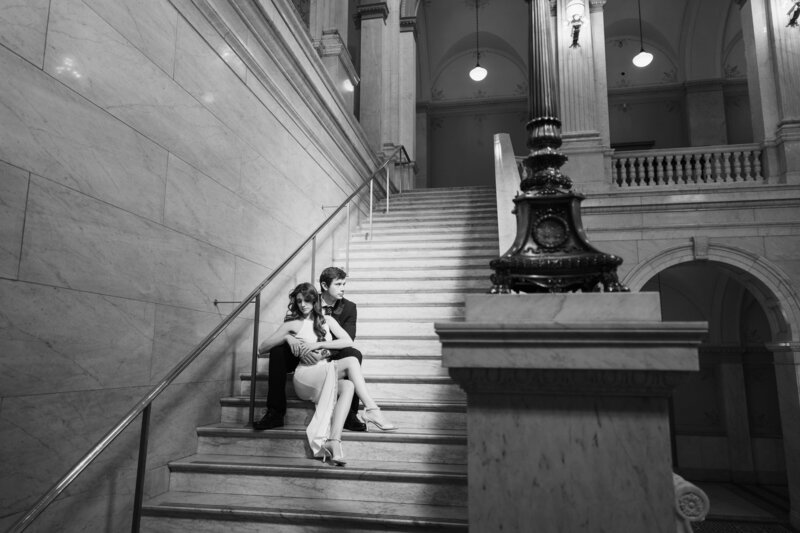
[{"left": 254, "top": 266, "right": 367, "bottom": 431}]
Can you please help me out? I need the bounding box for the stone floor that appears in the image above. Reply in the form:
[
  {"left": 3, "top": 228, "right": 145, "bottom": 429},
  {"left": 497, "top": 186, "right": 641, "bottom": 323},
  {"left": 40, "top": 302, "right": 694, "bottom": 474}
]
[{"left": 695, "top": 482, "right": 798, "bottom": 532}]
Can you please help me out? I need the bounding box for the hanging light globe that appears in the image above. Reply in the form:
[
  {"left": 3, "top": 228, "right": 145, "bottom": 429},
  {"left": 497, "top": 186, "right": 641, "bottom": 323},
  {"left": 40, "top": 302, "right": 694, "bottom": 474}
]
[
  {"left": 470, "top": 63, "right": 488, "bottom": 81},
  {"left": 632, "top": 49, "right": 653, "bottom": 67}
]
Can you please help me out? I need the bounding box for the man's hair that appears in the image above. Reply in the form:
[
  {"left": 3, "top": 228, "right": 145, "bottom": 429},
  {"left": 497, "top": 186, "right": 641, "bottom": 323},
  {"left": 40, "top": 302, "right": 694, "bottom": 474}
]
[{"left": 319, "top": 266, "right": 347, "bottom": 288}]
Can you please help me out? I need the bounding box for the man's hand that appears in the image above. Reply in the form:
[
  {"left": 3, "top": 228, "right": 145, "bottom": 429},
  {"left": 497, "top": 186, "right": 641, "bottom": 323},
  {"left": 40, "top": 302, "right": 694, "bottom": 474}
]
[{"left": 298, "top": 350, "right": 319, "bottom": 365}]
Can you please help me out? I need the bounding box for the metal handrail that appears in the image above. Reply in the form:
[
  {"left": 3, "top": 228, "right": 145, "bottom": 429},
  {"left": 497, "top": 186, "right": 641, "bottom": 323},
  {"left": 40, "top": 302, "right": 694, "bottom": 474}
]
[{"left": 9, "top": 145, "right": 413, "bottom": 533}]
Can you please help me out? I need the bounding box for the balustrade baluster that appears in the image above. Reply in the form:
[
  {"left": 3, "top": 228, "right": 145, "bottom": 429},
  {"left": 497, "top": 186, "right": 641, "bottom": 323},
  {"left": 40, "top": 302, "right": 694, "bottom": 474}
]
[
  {"left": 753, "top": 150, "right": 763, "bottom": 180},
  {"left": 701, "top": 153, "right": 711, "bottom": 183},
  {"left": 614, "top": 158, "right": 622, "bottom": 186},
  {"left": 651, "top": 155, "right": 661, "bottom": 185},
  {"left": 665, "top": 155, "right": 675, "bottom": 184},
  {"left": 625, "top": 158, "right": 633, "bottom": 186},
  {"left": 711, "top": 153, "right": 722, "bottom": 183},
  {"left": 732, "top": 151, "right": 743, "bottom": 181},
  {"left": 722, "top": 151, "right": 732, "bottom": 181},
  {"left": 633, "top": 157, "right": 641, "bottom": 186},
  {"left": 742, "top": 150, "right": 753, "bottom": 180}
]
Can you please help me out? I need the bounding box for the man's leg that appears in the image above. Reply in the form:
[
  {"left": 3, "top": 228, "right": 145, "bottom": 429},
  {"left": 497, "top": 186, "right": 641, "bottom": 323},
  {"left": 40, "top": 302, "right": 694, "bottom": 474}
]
[
  {"left": 330, "top": 346, "right": 367, "bottom": 431},
  {"left": 254, "top": 342, "right": 297, "bottom": 430}
]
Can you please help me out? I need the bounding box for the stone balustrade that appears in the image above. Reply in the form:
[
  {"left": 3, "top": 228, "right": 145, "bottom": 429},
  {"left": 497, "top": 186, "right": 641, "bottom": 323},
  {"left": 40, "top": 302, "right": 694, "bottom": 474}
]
[{"left": 611, "top": 144, "right": 764, "bottom": 187}]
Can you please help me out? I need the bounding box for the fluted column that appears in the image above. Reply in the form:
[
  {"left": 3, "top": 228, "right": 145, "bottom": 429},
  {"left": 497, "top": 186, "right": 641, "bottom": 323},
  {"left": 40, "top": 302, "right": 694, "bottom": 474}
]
[
  {"left": 589, "top": 0, "right": 610, "bottom": 146},
  {"left": 555, "top": 0, "right": 613, "bottom": 193},
  {"left": 398, "top": 16, "right": 417, "bottom": 189},
  {"left": 740, "top": 0, "right": 800, "bottom": 183},
  {"left": 381, "top": 0, "right": 402, "bottom": 154},
  {"left": 356, "top": 2, "right": 389, "bottom": 152}
]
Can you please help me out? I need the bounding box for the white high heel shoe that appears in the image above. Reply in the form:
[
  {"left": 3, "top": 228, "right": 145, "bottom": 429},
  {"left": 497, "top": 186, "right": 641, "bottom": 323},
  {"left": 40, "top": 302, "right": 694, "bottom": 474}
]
[
  {"left": 362, "top": 407, "right": 398, "bottom": 431},
  {"left": 322, "top": 438, "right": 346, "bottom": 466}
]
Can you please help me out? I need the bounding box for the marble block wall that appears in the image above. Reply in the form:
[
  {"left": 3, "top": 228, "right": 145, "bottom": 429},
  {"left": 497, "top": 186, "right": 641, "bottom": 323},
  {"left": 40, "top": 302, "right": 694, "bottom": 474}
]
[{"left": 0, "top": 0, "right": 375, "bottom": 530}]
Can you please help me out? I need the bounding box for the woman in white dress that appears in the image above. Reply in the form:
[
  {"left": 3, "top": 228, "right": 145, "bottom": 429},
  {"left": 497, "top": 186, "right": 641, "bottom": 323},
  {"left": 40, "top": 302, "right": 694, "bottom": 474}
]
[{"left": 258, "top": 282, "right": 396, "bottom": 466}]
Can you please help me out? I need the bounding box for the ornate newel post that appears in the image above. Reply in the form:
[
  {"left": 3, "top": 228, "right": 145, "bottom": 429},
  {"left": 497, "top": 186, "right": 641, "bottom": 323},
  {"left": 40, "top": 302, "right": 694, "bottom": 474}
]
[
  {"left": 490, "top": 0, "right": 626, "bottom": 294},
  {"left": 436, "top": 2, "right": 709, "bottom": 531}
]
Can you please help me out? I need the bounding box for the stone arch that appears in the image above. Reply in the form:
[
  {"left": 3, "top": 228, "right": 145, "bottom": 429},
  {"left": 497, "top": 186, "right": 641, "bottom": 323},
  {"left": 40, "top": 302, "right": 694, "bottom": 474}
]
[{"left": 623, "top": 242, "right": 800, "bottom": 343}]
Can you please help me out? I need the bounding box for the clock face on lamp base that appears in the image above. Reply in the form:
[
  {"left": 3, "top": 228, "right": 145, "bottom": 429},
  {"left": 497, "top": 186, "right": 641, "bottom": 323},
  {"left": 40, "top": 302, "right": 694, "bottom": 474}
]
[{"left": 490, "top": 192, "right": 628, "bottom": 294}]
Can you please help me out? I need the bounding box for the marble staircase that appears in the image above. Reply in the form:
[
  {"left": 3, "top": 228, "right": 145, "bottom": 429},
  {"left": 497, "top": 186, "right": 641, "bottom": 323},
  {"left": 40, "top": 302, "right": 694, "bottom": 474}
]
[{"left": 140, "top": 185, "right": 498, "bottom": 532}]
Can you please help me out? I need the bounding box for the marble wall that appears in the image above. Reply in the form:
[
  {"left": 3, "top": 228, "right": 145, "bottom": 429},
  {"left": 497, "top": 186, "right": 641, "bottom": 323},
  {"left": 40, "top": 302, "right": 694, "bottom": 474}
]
[{"left": 0, "top": 0, "right": 375, "bottom": 530}]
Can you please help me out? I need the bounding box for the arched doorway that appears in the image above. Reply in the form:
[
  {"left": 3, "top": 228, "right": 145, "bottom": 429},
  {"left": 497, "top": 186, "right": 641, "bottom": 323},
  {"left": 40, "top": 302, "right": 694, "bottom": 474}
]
[{"left": 641, "top": 260, "right": 792, "bottom": 522}]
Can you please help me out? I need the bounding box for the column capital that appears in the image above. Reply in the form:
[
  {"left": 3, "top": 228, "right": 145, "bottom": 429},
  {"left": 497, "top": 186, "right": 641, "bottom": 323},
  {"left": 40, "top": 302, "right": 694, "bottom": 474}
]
[
  {"left": 589, "top": 0, "right": 607, "bottom": 12},
  {"left": 400, "top": 16, "right": 416, "bottom": 34},
  {"left": 355, "top": 2, "right": 389, "bottom": 28}
]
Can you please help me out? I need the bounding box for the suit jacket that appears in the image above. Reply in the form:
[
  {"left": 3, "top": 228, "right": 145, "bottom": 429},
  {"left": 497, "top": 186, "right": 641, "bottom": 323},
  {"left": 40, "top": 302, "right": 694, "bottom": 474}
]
[{"left": 328, "top": 297, "right": 357, "bottom": 341}]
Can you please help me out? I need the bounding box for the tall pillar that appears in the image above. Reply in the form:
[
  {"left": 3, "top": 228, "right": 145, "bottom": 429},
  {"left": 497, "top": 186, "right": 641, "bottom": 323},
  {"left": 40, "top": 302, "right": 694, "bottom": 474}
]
[
  {"left": 399, "top": 16, "right": 417, "bottom": 161},
  {"left": 740, "top": 0, "right": 800, "bottom": 183},
  {"left": 767, "top": 342, "right": 800, "bottom": 529},
  {"left": 356, "top": 2, "right": 389, "bottom": 153},
  {"left": 382, "top": 0, "right": 401, "bottom": 154},
  {"left": 589, "top": 0, "right": 610, "bottom": 147},
  {"left": 556, "top": 0, "right": 612, "bottom": 193},
  {"left": 310, "top": 1, "right": 359, "bottom": 113}
]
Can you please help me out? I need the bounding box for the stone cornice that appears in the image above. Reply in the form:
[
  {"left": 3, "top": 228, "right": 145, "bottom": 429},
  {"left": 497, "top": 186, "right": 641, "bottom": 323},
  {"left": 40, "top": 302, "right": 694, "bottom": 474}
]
[
  {"left": 355, "top": 2, "right": 389, "bottom": 28},
  {"left": 449, "top": 368, "right": 689, "bottom": 396},
  {"left": 316, "top": 30, "right": 361, "bottom": 85}
]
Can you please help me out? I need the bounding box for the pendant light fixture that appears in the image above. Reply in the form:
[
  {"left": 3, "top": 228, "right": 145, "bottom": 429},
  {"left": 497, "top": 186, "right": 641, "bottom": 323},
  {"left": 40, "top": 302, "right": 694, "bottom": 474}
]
[
  {"left": 469, "top": 1, "right": 488, "bottom": 81},
  {"left": 632, "top": 0, "right": 653, "bottom": 67}
]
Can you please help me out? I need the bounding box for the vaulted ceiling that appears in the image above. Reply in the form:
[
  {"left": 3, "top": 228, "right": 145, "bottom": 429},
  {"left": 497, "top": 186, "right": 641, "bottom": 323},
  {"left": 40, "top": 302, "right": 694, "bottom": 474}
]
[{"left": 414, "top": 0, "right": 747, "bottom": 105}]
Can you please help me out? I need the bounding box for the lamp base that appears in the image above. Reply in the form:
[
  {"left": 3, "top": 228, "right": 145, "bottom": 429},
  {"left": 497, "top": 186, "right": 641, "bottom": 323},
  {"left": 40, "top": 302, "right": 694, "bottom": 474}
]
[{"left": 489, "top": 191, "right": 628, "bottom": 294}]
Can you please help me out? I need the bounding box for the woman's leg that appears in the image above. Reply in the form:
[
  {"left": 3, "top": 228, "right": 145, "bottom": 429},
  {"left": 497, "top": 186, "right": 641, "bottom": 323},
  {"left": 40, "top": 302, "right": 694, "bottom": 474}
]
[
  {"left": 329, "top": 379, "right": 354, "bottom": 441},
  {"left": 335, "top": 357, "right": 379, "bottom": 410}
]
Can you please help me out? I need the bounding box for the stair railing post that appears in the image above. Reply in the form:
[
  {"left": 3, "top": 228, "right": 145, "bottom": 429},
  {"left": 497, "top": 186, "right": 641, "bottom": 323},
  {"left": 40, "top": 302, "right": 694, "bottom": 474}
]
[
  {"left": 346, "top": 201, "right": 351, "bottom": 272},
  {"left": 248, "top": 293, "right": 261, "bottom": 426},
  {"left": 311, "top": 236, "right": 316, "bottom": 283},
  {"left": 131, "top": 404, "right": 151, "bottom": 533},
  {"left": 369, "top": 179, "right": 374, "bottom": 241},
  {"left": 385, "top": 166, "right": 390, "bottom": 214}
]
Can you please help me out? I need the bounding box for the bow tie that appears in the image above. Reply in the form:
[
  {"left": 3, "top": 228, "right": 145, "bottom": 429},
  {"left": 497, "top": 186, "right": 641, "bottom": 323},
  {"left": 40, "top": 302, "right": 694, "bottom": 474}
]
[{"left": 323, "top": 305, "right": 333, "bottom": 316}]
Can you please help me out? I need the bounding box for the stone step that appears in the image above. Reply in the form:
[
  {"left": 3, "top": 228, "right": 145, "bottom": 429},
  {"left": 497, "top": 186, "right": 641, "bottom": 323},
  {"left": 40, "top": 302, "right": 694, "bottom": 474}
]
[
  {"left": 196, "top": 423, "right": 467, "bottom": 464},
  {"left": 358, "top": 320, "right": 438, "bottom": 337},
  {"left": 255, "top": 354, "right": 449, "bottom": 377},
  {"left": 376, "top": 201, "right": 497, "bottom": 214},
  {"left": 351, "top": 229, "right": 499, "bottom": 243},
  {"left": 347, "top": 238, "right": 498, "bottom": 251},
  {"left": 339, "top": 246, "right": 497, "bottom": 260},
  {"left": 165, "top": 454, "right": 467, "bottom": 506},
  {"left": 349, "top": 266, "right": 492, "bottom": 280},
  {"left": 356, "top": 302, "right": 465, "bottom": 320},
  {"left": 354, "top": 220, "right": 497, "bottom": 234},
  {"left": 221, "top": 397, "right": 465, "bottom": 430},
  {"left": 346, "top": 276, "right": 489, "bottom": 293},
  {"left": 141, "top": 491, "right": 467, "bottom": 532},
  {"left": 369, "top": 210, "right": 497, "bottom": 224},
  {"left": 355, "top": 336, "right": 443, "bottom": 356},
  {"left": 344, "top": 255, "right": 494, "bottom": 270},
  {"left": 343, "top": 288, "right": 483, "bottom": 305},
  {"left": 387, "top": 186, "right": 494, "bottom": 198},
  {"left": 240, "top": 373, "right": 463, "bottom": 401}
]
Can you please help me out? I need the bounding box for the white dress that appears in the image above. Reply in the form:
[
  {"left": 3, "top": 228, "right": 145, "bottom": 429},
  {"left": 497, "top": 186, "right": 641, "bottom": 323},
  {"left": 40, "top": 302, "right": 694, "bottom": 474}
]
[{"left": 291, "top": 318, "right": 336, "bottom": 457}]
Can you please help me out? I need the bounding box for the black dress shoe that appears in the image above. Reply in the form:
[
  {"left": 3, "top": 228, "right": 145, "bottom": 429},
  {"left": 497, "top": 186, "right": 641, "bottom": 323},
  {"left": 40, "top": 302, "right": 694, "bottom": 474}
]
[
  {"left": 343, "top": 412, "right": 366, "bottom": 432},
  {"left": 253, "top": 409, "right": 284, "bottom": 430}
]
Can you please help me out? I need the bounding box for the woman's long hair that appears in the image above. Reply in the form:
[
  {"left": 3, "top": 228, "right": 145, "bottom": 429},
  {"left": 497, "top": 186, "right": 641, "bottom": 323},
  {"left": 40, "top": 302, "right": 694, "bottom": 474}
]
[{"left": 286, "top": 282, "right": 327, "bottom": 341}]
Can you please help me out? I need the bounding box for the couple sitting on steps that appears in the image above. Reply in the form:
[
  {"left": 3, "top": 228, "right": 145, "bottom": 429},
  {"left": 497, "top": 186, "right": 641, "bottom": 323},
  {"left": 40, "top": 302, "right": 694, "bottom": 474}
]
[{"left": 255, "top": 266, "right": 397, "bottom": 466}]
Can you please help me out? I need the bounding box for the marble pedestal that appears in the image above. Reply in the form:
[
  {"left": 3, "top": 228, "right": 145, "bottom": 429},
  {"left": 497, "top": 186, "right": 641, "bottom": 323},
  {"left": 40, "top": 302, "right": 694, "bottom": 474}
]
[{"left": 435, "top": 293, "right": 707, "bottom": 533}]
